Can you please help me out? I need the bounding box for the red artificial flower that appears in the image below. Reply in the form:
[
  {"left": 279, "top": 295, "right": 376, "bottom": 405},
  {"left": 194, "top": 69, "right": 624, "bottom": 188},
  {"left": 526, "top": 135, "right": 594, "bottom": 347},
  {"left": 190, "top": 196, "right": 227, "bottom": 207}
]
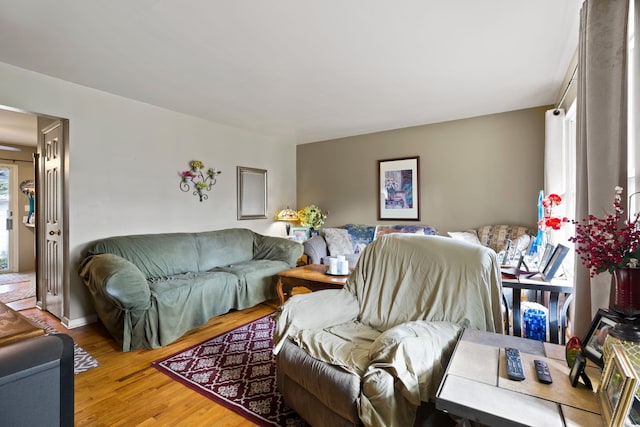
[
  {"left": 545, "top": 217, "right": 563, "bottom": 230},
  {"left": 548, "top": 194, "right": 562, "bottom": 205},
  {"left": 538, "top": 193, "right": 568, "bottom": 233}
]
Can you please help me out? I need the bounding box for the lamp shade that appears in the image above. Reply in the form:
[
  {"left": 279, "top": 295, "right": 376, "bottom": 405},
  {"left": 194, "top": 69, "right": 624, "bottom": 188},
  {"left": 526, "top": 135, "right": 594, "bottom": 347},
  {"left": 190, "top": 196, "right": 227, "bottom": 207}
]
[{"left": 275, "top": 207, "right": 299, "bottom": 222}]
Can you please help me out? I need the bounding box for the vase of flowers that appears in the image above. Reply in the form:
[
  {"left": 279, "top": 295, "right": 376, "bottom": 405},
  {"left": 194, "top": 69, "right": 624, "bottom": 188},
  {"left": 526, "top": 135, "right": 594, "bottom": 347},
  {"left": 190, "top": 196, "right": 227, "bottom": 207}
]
[
  {"left": 540, "top": 193, "right": 569, "bottom": 243},
  {"left": 297, "top": 205, "right": 327, "bottom": 232},
  {"left": 530, "top": 191, "right": 568, "bottom": 266},
  {"left": 571, "top": 186, "right": 640, "bottom": 339}
]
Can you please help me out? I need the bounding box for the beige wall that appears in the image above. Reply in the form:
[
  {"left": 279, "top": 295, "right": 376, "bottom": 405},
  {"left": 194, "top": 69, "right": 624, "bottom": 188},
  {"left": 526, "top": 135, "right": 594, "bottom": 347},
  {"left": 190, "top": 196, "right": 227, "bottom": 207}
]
[{"left": 297, "top": 106, "right": 548, "bottom": 234}]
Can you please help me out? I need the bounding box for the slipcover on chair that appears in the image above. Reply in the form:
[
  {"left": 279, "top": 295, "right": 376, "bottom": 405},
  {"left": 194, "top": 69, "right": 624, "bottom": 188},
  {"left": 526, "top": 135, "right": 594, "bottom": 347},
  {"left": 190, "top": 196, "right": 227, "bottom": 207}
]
[{"left": 273, "top": 234, "right": 504, "bottom": 427}]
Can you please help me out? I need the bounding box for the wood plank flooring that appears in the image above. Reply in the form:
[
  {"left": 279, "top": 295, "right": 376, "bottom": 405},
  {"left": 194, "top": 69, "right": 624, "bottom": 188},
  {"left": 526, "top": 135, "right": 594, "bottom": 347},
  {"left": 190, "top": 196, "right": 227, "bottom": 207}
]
[{"left": 21, "top": 301, "right": 280, "bottom": 426}]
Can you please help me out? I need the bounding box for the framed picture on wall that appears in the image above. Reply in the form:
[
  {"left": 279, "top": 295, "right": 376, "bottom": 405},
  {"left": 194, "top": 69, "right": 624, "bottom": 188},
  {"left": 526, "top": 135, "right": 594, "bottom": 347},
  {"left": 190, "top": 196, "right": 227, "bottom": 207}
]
[{"left": 378, "top": 156, "right": 420, "bottom": 220}]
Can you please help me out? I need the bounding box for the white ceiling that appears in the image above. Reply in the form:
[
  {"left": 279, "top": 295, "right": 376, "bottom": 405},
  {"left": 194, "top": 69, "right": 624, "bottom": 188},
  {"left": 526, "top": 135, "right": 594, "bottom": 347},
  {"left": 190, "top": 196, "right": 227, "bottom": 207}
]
[{"left": 0, "top": 1, "right": 582, "bottom": 145}]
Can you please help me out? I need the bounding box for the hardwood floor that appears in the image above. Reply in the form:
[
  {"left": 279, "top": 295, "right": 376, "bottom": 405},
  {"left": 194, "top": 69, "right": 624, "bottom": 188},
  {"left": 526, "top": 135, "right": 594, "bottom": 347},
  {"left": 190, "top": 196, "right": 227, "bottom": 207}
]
[{"left": 22, "top": 301, "right": 281, "bottom": 426}]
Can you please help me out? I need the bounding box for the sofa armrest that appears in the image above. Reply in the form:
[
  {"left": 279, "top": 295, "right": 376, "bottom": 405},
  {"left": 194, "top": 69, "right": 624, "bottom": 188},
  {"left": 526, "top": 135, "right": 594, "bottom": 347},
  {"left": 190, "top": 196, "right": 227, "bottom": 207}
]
[
  {"left": 253, "top": 235, "right": 303, "bottom": 267},
  {"left": 79, "top": 253, "right": 151, "bottom": 311},
  {"left": 302, "top": 235, "right": 328, "bottom": 264},
  {"left": 0, "top": 334, "right": 75, "bottom": 427},
  {"left": 273, "top": 289, "right": 359, "bottom": 354}
]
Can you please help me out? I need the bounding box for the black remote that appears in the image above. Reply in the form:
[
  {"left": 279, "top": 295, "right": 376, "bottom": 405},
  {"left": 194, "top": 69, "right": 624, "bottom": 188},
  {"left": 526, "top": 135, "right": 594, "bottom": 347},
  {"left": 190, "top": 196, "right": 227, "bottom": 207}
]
[
  {"left": 505, "top": 347, "right": 525, "bottom": 381},
  {"left": 534, "top": 359, "right": 552, "bottom": 384}
]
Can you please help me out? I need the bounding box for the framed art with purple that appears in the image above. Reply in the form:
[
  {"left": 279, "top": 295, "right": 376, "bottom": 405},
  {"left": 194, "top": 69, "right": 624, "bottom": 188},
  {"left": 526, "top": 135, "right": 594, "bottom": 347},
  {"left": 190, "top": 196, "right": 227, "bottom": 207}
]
[{"left": 378, "top": 156, "right": 420, "bottom": 220}]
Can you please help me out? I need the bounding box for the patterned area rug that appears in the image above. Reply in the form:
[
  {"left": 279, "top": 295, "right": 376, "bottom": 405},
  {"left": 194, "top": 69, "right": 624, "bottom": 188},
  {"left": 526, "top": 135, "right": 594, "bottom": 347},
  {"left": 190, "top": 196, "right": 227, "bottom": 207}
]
[
  {"left": 26, "top": 316, "right": 100, "bottom": 375},
  {"left": 152, "top": 314, "right": 309, "bottom": 427}
]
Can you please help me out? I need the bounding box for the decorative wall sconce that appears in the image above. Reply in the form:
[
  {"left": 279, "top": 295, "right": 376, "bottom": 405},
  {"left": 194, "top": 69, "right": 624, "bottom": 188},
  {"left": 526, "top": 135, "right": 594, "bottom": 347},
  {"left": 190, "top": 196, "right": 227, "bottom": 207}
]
[{"left": 179, "top": 160, "right": 221, "bottom": 202}]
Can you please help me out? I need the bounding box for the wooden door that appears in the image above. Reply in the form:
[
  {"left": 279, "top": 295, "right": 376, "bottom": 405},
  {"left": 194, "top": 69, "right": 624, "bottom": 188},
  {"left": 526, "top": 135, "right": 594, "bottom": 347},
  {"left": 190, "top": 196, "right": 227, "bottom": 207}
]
[{"left": 38, "top": 120, "right": 65, "bottom": 319}]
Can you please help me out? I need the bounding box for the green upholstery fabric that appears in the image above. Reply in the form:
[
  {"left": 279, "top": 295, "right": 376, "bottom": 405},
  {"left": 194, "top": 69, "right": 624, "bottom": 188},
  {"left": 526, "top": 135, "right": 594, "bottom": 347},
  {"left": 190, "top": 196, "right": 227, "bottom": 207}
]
[
  {"left": 80, "top": 228, "right": 302, "bottom": 351},
  {"left": 274, "top": 234, "right": 503, "bottom": 427}
]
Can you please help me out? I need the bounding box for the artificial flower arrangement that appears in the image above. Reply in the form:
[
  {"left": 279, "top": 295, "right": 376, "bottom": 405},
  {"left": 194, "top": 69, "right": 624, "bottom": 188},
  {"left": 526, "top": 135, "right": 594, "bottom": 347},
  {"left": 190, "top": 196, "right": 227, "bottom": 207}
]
[
  {"left": 297, "top": 205, "right": 327, "bottom": 229},
  {"left": 570, "top": 186, "right": 640, "bottom": 277},
  {"left": 179, "top": 160, "right": 221, "bottom": 202},
  {"left": 539, "top": 193, "right": 569, "bottom": 231}
]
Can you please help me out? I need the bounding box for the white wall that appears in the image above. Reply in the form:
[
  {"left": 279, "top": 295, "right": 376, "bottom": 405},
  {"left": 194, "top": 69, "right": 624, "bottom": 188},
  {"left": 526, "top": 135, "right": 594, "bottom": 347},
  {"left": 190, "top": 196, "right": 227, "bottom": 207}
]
[{"left": 0, "top": 61, "right": 297, "bottom": 325}]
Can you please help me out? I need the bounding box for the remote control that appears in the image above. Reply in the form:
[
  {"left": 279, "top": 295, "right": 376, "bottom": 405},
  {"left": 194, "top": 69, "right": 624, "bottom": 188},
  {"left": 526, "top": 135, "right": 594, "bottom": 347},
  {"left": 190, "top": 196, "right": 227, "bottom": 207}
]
[
  {"left": 505, "top": 347, "right": 525, "bottom": 381},
  {"left": 534, "top": 359, "right": 552, "bottom": 384}
]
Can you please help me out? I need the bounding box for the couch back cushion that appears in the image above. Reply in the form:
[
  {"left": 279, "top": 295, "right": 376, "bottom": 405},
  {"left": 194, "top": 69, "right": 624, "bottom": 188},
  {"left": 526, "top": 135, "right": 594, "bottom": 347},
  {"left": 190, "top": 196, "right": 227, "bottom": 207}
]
[
  {"left": 342, "top": 224, "right": 378, "bottom": 254},
  {"left": 195, "top": 228, "right": 255, "bottom": 271},
  {"left": 322, "top": 228, "right": 355, "bottom": 256},
  {"left": 88, "top": 233, "right": 199, "bottom": 279},
  {"left": 475, "top": 225, "right": 531, "bottom": 252}
]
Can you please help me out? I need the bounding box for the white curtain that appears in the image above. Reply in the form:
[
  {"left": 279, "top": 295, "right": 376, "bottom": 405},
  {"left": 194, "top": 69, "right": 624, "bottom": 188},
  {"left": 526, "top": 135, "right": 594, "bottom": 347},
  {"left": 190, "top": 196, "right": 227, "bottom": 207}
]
[
  {"left": 573, "top": 0, "right": 630, "bottom": 338},
  {"left": 544, "top": 109, "right": 565, "bottom": 197}
]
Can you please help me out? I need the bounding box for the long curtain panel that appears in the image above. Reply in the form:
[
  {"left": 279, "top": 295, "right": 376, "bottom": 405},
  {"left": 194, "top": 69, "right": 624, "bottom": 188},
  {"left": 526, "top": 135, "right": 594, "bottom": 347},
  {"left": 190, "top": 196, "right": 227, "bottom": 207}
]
[
  {"left": 573, "top": 0, "right": 630, "bottom": 338},
  {"left": 545, "top": 109, "right": 566, "bottom": 197}
]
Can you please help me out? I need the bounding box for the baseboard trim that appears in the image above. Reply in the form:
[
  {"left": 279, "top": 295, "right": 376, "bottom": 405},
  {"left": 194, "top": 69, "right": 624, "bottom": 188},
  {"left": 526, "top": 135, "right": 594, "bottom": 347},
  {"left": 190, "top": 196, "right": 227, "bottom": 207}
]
[{"left": 61, "top": 314, "right": 97, "bottom": 329}]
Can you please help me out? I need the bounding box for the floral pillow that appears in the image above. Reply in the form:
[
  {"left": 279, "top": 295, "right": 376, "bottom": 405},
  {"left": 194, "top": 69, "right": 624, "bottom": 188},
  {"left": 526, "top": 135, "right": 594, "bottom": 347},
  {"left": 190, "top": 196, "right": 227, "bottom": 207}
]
[{"left": 323, "top": 228, "right": 354, "bottom": 256}]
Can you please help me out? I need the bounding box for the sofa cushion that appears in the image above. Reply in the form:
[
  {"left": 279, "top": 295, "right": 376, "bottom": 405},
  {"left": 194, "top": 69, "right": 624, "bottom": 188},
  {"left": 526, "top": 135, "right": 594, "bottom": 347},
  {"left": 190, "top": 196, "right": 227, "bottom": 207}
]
[
  {"left": 508, "top": 233, "right": 532, "bottom": 253},
  {"left": 149, "top": 271, "right": 240, "bottom": 345},
  {"left": 215, "top": 259, "right": 289, "bottom": 302},
  {"left": 195, "top": 229, "right": 255, "bottom": 271},
  {"left": 323, "top": 228, "right": 355, "bottom": 256},
  {"left": 88, "top": 233, "right": 199, "bottom": 279},
  {"left": 342, "top": 224, "right": 377, "bottom": 254},
  {"left": 476, "top": 225, "right": 530, "bottom": 252}
]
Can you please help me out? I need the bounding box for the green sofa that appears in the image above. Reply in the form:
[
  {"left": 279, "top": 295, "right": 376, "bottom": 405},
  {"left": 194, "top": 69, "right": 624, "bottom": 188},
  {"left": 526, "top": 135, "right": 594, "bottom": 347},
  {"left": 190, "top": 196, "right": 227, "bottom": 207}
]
[{"left": 79, "top": 228, "right": 302, "bottom": 351}]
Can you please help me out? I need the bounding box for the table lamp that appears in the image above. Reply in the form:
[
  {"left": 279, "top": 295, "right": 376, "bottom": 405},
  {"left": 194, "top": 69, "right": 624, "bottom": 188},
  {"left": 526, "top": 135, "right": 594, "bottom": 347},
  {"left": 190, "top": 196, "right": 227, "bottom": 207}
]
[{"left": 275, "top": 207, "right": 299, "bottom": 235}]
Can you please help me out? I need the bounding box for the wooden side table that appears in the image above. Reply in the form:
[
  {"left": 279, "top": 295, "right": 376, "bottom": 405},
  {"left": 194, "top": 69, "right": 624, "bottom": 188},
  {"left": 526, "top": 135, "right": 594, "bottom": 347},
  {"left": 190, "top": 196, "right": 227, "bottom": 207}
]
[
  {"left": 436, "top": 329, "right": 603, "bottom": 426},
  {"left": 0, "top": 301, "right": 45, "bottom": 347},
  {"left": 276, "top": 264, "right": 350, "bottom": 305}
]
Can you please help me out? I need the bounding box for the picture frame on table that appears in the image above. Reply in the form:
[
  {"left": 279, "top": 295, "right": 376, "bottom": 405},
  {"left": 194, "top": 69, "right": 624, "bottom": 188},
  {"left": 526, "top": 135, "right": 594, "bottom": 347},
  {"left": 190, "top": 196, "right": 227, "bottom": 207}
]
[
  {"left": 378, "top": 156, "right": 420, "bottom": 221},
  {"left": 538, "top": 243, "right": 555, "bottom": 272},
  {"left": 289, "top": 227, "right": 311, "bottom": 242},
  {"left": 540, "top": 244, "right": 569, "bottom": 281},
  {"left": 599, "top": 343, "right": 639, "bottom": 427},
  {"left": 582, "top": 308, "right": 618, "bottom": 368}
]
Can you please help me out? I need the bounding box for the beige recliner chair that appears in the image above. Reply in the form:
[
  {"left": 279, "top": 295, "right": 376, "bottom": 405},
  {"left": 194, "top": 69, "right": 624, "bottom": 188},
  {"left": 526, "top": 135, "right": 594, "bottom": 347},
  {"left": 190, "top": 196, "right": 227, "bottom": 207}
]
[{"left": 273, "top": 234, "right": 504, "bottom": 427}]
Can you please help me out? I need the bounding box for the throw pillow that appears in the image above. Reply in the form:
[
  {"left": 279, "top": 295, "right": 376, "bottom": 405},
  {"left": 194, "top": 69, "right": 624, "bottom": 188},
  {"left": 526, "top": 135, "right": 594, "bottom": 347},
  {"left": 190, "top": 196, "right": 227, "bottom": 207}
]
[
  {"left": 501, "top": 234, "right": 531, "bottom": 253},
  {"left": 476, "top": 225, "right": 530, "bottom": 252},
  {"left": 323, "top": 228, "right": 354, "bottom": 256},
  {"left": 447, "top": 231, "right": 482, "bottom": 246}
]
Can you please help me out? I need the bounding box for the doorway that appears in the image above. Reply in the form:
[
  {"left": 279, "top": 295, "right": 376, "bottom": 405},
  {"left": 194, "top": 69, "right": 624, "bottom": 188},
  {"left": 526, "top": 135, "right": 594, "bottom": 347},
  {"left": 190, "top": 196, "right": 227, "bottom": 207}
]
[
  {"left": 0, "top": 107, "right": 67, "bottom": 319},
  {"left": 0, "top": 164, "right": 18, "bottom": 272},
  {"left": 0, "top": 152, "right": 37, "bottom": 310}
]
